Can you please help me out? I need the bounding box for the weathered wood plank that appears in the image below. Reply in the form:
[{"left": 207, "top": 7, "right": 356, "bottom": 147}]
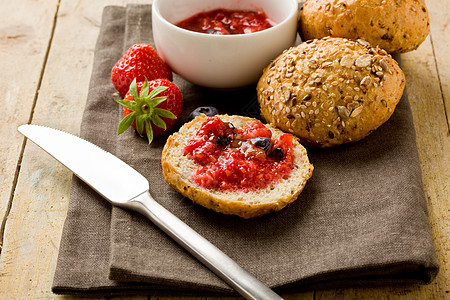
[
  {"left": 0, "top": 0, "right": 58, "bottom": 245},
  {"left": 0, "top": 0, "right": 146, "bottom": 298},
  {"left": 427, "top": 0, "right": 450, "bottom": 131},
  {"left": 316, "top": 0, "right": 450, "bottom": 298},
  {"left": 404, "top": 36, "right": 450, "bottom": 299}
]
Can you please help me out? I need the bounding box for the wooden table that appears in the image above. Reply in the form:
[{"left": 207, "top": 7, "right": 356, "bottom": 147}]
[{"left": 0, "top": 0, "right": 448, "bottom": 299}]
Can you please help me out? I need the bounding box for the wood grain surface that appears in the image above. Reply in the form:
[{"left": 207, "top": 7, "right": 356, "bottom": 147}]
[{"left": 0, "top": 0, "right": 448, "bottom": 299}]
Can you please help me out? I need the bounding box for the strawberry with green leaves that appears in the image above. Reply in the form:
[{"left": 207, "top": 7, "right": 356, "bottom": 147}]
[
  {"left": 111, "top": 44, "right": 172, "bottom": 96},
  {"left": 116, "top": 78, "right": 183, "bottom": 143}
]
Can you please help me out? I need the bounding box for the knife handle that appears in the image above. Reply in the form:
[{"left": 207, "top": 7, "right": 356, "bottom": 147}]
[{"left": 123, "top": 191, "right": 283, "bottom": 300}]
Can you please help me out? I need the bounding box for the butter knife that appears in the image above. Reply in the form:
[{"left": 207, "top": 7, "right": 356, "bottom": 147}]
[{"left": 18, "top": 124, "right": 283, "bottom": 300}]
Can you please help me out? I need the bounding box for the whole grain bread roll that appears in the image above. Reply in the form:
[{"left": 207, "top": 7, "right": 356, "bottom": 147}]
[
  {"left": 161, "top": 114, "right": 313, "bottom": 219},
  {"left": 257, "top": 37, "right": 405, "bottom": 148},
  {"left": 299, "top": 0, "right": 430, "bottom": 53}
]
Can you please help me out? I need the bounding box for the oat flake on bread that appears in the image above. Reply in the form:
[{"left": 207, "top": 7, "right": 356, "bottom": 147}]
[{"left": 257, "top": 37, "right": 405, "bottom": 148}]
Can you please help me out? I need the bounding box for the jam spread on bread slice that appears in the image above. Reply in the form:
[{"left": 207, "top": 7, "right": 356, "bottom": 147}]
[{"left": 183, "top": 116, "right": 294, "bottom": 192}]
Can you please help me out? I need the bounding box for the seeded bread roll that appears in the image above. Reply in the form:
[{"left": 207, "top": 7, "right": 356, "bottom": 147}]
[
  {"left": 299, "top": 0, "right": 430, "bottom": 54},
  {"left": 257, "top": 37, "right": 405, "bottom": 148},
  {"left": 161, "top": 114, "right": 313, "bottom": 219}
]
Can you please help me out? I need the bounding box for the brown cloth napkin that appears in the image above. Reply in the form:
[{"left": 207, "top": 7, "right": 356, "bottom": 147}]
[{"left": 52, "top": 4, "right": 439, "bottom": 297}]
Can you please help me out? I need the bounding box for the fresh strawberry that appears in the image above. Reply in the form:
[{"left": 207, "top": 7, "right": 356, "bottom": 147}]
[
  {"left": 111, "top": 44, "right": 172, "bottom": 96},
  {"left": 116, "top": 78, "right": 183, "bottom": 143}
]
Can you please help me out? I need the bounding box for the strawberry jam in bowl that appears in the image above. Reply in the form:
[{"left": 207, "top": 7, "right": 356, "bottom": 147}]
[
  {"left": 183, "top": 116, "right": 295, "bottom": 192},
  {"left": 152, "top": 0, "right": 298, "bottom": 89},
  {"left": 175, "top": 9, "right": 275, "bottom": 35}
]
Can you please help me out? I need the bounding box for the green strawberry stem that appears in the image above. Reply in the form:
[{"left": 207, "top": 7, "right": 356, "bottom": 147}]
[{"left": 116, "top": 78, "right": 177, "bottom": 144}]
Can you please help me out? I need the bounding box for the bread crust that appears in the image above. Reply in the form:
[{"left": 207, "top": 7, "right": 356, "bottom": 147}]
[
  {"left": 299, "top": 0, "right": 430, "bottom": 53},
  {"left": 161, "top": 114, "right": 313, "bottom": 219},
  {"left": 257, "top": 37, "right": 405, "bottom": 148}
]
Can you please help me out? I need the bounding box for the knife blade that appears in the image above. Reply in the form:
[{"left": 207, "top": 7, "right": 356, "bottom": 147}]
[{"left": 18, "top": 124, "right": 283, "bottom": 300}]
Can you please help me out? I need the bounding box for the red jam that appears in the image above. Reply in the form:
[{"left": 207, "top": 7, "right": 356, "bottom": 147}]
[
  {"left": 175, "top": 8, "right": 275, "bottom": 35},
  {"left": 183, "top": 116, "right": 295, "bottom": 192}
]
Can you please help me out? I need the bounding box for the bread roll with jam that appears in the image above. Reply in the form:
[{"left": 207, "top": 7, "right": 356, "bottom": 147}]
[
  {"left": 161, "top": 114, "right": 313, "bottom": 219},
  {"left": 299, "top": 0, "right": 430, "bottom": 53},
  {"left": 257, "top": 37, "right": 405, "bottom": 148}
]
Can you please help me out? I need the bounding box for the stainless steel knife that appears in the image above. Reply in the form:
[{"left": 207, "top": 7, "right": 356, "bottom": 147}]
[{"left": 18, "top": 124, "right": 283, "bottom": 300}]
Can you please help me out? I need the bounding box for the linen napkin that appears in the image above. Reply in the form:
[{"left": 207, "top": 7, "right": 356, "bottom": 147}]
[{"left": 52, "top": 4, "right": 439, "bottom": 297}]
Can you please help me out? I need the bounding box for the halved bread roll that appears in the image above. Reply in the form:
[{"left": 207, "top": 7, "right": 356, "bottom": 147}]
[{"left": 161, "top": 114, "right": 313, "bottom": 219}]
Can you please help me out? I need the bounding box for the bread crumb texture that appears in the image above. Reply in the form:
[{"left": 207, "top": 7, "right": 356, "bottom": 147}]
[
  {"left": 257, "top": 37, "right": 405, "bottom": 148},
  {"left": 299, "top": 0, "right": 430, "bottom": 53},
  {"left": 161, "top": 114, "right": 314, "bottom": 219}
]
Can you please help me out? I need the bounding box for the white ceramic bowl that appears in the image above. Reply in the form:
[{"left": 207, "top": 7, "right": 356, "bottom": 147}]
[{"left": 152, "top": 0, "right": 298, "bottom": 89}]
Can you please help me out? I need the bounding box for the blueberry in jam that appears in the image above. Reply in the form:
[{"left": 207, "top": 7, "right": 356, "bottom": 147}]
[
  {"left": 269, "top": 147, "right": 284, "bottom": 160},
  {"left": 248, "top": 137, "right": 273, "bottom": 153},
  {"left": 215, "top": 135, "right": 233, "bottom": 147},
  {"left": 188, "top": 106, "right": 219, "bottom": 121},
  {"left": 183, "top": 116, "right": 295, "bottom": 192}
]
